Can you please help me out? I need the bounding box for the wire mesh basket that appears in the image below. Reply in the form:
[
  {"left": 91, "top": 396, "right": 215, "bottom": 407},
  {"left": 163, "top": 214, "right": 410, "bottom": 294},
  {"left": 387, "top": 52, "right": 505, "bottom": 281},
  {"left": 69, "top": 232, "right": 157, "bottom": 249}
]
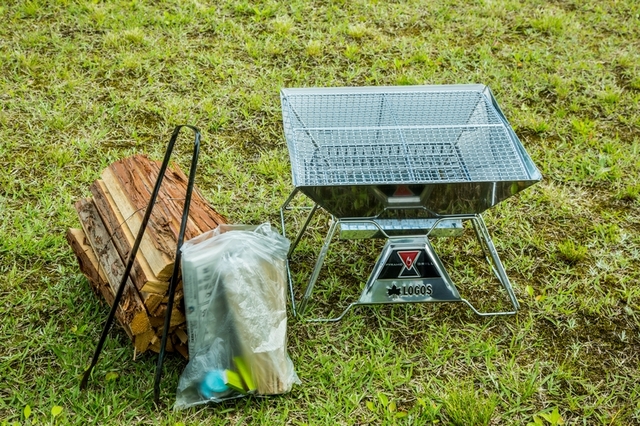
[{"left": 281, "top": 85, "right": 541, "bottom": 218}]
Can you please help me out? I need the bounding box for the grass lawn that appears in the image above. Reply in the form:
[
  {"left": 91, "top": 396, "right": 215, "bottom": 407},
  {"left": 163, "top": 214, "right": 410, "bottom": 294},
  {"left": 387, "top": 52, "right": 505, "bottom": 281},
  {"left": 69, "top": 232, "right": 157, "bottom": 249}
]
[{"left": 1, "top": 0, "right": 639, "bottom": 424}]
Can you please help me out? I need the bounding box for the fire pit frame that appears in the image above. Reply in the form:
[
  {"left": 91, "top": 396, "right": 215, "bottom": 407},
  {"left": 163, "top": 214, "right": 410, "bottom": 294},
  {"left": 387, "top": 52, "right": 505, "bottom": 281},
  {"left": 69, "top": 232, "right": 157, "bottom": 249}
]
[{"left": 279, "top": 85, "right": 541, "bottom": 320}]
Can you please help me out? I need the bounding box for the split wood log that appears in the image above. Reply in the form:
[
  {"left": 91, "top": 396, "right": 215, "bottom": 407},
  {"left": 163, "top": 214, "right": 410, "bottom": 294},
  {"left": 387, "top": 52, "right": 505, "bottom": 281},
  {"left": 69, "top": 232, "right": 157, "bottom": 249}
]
[
  {"left": 101, "top": 167, "right": 175, "bottom": 280},
  {"left": 74, "top": 199, "right": 151, "bottom": 337},
  {"left": 149, "top": 334, "right": 174, "bottom": 353},
  {"left": 134, "top": 329, "right": 155, "bottom": 357},
  {"left": 150, "top": 305, "right": 186, "bottom": 327},
  {"left": 90, "top": 179, "right": 168, "bottom": 294},
  {"left": 174, "top": 327, "right": 189, "bottom": 344},
  {"left": 144, "top": 293, "right": 164, "bottom": 314},
  {"left": 66, "top": 228, "right": 106, "bottom": 288},
  {"left": 101, "top": 155, "right": 226, "bottom": 280},
  {"left": 149, "top": 316, "right": 166, "bottom": 329},
  {"left": 66, "top": 228, "right": 133, "bottom": 339}
]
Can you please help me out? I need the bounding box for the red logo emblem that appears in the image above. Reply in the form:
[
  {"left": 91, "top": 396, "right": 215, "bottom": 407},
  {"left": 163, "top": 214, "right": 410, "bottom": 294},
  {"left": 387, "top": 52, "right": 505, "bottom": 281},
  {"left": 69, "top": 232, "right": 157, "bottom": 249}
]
[
  {"left": 397, "top": 250, "right": 420, "bottom": 277},
  {"left": 393, "top": 185, "right": 414, "bottom": 197}
]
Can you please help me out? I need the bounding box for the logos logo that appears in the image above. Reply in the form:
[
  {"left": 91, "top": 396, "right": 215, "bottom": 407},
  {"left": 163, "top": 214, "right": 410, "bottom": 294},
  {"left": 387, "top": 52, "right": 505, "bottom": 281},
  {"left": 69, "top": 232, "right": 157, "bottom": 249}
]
[{"left": 387, "top": 284, "right": 401, "bottom": 296}]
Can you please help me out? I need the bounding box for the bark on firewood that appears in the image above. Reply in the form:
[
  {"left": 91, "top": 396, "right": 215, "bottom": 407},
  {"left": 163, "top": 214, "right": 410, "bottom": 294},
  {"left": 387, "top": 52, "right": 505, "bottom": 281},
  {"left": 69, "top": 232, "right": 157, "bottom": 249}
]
[
  {"left": 129, "top": 156, "right": 225, "bottom": 236},
  {"left": 90, "top": 179, "right": 168, "bottom": 294},
  {"left": 66, "top": 228, "right": 106, "bottom": 287},
  {"left": 101, "top": 167, "right": 175, "bottom": 280},
  {"left": 75, "top": 198, "right": 150, "bottom": 336},
  {"left": 105, "top": 155, "right": 226, "bottom": 266},
  {"left": 66, "top": 228, "right": 133, "bottom": 339}
]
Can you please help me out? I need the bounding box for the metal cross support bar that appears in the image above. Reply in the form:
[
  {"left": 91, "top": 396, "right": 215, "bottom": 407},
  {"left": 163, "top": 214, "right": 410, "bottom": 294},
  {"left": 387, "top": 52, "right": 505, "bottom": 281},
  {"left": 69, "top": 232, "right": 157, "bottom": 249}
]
[
  {"left": 80, "top": 125, "right": 201, "bottom": 405},
  {"left": 281, "top": 190, "right": 520, "bottom": 321}
]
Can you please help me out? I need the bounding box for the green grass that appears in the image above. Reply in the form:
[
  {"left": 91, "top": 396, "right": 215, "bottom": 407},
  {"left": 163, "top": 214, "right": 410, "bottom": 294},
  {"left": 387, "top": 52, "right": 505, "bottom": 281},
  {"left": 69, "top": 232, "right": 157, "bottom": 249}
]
[{"left": 1, "top": 0, "right": 640, "bottom": 424}]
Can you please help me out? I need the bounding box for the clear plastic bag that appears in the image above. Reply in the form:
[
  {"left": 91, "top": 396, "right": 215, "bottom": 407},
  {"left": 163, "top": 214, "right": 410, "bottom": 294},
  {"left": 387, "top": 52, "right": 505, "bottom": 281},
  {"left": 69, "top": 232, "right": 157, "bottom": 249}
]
[{"left": 174, "top": 223, "right": 300, "bottom": 410}]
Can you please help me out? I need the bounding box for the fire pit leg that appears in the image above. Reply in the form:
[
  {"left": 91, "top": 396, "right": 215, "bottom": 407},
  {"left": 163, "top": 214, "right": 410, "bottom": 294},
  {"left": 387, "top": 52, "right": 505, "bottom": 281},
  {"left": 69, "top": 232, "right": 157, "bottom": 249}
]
[
  {"left": 283, "top": 211, "right": 521, "bottom": 320},
  {"left": 288, "top": 203, "right": 320, "bottom": 257},
  {"left": 297, "top": 219, "right": 338, "bottom": 315},
  {"left": 469, "top": 214, "right": 520, "bottom": 313},
  {"left": 280, "top": 189, "right": 324, "bottom": 317}
]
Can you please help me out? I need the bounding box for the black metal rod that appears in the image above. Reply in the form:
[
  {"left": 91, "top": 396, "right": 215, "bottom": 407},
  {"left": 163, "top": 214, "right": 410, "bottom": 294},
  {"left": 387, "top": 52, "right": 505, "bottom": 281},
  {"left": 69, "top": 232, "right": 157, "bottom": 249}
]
[
  {"left": 153, "top": 126, "right": 201, "bottom": 403},
  {"left": 80, "top": 125, "right": 201, "bottom": 394}
]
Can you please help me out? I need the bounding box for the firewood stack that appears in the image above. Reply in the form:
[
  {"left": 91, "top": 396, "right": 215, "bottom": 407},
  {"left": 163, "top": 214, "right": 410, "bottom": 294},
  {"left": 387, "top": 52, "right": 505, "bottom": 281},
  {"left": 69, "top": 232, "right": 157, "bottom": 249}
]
[{"left": 67, "top": 155, "right": 227, "bottom": 359}]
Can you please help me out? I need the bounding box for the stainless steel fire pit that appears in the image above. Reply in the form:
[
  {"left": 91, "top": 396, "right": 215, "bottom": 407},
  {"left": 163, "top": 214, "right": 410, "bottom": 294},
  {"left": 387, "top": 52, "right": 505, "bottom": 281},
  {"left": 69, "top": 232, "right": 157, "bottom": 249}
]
[{"left": 279, "top": 85, "right": 541, "bottom": 320}]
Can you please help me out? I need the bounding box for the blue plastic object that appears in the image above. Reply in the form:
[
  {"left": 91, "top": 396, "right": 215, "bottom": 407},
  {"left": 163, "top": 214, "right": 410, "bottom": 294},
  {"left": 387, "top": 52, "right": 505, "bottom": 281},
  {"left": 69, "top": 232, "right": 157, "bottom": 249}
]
[{"left": 199, "top": 370, "right": 229, "bottom": 398}]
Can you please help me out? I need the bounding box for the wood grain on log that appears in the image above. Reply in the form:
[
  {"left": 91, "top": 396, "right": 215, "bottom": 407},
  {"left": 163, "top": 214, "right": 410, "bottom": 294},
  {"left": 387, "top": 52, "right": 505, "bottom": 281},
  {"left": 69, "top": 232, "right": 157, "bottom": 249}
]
[
  {"left": 90, "top": 179, "right": 168, "bottom": 294},
  {"left": 66, "top": 228, "right": 107, "bottom": 286},
  {"left": 74, "top": 198, "right": 150, "bottom": 336},
  {"left": 101, "top": 168, "right": 174, "bottom": 280},
  {"left": 134, "top": 329, "right": 155, "bottom": 356},
  {"left": 66, "top": 227, "right": 133, "bottom": 339},
  {"left": 106, "top": 155, "right": 226, "bottom": 261}
]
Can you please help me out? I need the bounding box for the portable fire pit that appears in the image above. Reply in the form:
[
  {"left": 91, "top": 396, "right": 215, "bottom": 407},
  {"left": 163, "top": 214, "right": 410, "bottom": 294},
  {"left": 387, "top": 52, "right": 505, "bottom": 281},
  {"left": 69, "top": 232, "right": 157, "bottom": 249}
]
[{"left": 279, "top": 85, "right": 542, "bottom": 321}]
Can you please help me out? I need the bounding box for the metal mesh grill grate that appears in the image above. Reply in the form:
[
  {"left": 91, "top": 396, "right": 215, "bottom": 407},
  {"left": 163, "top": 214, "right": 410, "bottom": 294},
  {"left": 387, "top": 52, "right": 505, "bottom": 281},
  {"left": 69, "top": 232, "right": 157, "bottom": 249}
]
[{"left": 282, "top": 87, "right": 531, "bottom": 187}]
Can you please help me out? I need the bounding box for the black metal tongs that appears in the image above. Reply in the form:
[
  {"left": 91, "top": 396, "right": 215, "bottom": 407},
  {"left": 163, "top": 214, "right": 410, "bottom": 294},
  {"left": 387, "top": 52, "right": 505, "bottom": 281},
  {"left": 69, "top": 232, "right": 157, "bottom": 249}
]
[{"left": 80, "top": 125, "right": 201, "bottom": 404}]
